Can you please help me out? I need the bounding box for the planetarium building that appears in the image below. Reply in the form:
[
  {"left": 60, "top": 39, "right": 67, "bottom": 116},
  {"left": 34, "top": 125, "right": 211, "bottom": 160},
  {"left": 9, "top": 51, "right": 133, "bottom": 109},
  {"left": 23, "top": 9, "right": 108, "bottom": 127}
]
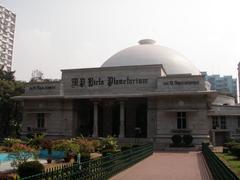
[{"left": 15, "top": 39, "right": 240, "bottom": 148}]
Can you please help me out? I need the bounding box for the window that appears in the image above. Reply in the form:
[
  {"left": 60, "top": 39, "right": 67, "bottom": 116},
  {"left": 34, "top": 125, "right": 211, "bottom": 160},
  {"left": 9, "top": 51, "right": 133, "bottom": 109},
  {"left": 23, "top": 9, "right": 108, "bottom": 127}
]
[
  {"left": 220, "top": 116, "right": 226, "bottom": 129},
  {"left": 37, "top": 113, "right": 45, "bottom": 128},
  {"left": 177, "top": 112, "right": 186, "bottom": 129},
  {"left": 212, "top": 117, "right": 219, "bottom": 129},
  {"left": 212, "top": 116, "right": 227, "bottom": 129},
  {"left": 71, "top": 78, "right": 78, "bottom": 87}
]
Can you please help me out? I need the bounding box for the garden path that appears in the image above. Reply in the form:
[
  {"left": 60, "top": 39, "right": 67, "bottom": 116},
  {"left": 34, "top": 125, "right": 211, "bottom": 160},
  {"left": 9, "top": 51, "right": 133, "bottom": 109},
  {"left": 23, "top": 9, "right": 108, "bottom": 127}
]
[{"left": 111, "top": 151, "right": 213, "bottom": 180}]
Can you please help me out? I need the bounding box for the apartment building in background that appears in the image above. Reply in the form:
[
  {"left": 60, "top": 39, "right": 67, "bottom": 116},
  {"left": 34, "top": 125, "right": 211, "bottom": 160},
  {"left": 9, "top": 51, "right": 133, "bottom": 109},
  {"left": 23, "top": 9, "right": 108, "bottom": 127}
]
[
  {"left": 0, "top": 5, "right": 16, "bottom": 71},
  {"left": 202, "top": 72, "right": 237, "bottom": 101}
]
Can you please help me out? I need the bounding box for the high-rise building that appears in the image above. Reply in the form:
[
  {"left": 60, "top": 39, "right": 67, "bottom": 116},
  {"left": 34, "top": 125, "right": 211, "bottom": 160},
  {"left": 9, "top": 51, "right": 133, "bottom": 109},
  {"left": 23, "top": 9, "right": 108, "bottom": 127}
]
[
  {"left": 0, "top": 5, "right": 16, "bottom": 71},
  {"left": 202, "top": 72, "right": 237, "bottom": 100}
]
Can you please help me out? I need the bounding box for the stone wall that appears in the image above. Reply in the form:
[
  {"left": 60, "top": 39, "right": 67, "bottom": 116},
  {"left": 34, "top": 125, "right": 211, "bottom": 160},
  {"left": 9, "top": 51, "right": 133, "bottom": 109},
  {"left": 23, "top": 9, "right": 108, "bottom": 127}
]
[
  {"left": 61, "top": 65, "right": 165, "bottom": 96},
  {"left": 22, "top": 99, "right": 73, "bottom": 137},
  {"left": 25, "top": 82, "right": 61, "bottom": 96},
  {"left": 157, "top": 75, "right": 208, "bottom": 92},
  {"left": 154, "top": 95, "right": 210, "bottom": 145}
]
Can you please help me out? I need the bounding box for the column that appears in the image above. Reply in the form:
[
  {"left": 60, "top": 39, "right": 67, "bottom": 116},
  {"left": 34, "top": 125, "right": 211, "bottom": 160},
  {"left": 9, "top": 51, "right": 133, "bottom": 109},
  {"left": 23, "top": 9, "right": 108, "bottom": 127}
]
[
  {"left": 119, "top": 101, "right": 125, "bottom": 138},
  {"left": 92, "top": 102, "right": 98, "bottom": 137}
]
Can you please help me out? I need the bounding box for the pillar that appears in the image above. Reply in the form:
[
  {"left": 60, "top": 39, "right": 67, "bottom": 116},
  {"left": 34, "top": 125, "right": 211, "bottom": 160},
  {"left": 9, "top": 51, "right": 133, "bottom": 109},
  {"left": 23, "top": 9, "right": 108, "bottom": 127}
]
[
  {"left": 92, "top": 102, "right": 98, "bottom": 137},
  {"left": 119, "top": 101, "right": 125, "bottom": 138}
]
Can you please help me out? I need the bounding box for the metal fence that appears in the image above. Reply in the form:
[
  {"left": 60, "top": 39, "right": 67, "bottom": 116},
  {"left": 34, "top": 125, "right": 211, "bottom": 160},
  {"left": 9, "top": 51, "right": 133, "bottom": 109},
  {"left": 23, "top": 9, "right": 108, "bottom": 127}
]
[
  {"left": 202, "top": 143, "right": 239, "bottom": 180},
  {"left": 20, "top": 143, "right": 153, "bottom": 180}
]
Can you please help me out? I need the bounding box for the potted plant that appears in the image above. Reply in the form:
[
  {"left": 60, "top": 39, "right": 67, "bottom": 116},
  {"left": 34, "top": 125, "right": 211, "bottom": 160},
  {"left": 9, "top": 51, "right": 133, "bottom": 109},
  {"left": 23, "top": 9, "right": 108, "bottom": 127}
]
[
  {"left": 41, "top": 139, "right": 53, "bottom": 163},
  {"left": 53, "top": 140, "right": 79, "bottom": 162}
]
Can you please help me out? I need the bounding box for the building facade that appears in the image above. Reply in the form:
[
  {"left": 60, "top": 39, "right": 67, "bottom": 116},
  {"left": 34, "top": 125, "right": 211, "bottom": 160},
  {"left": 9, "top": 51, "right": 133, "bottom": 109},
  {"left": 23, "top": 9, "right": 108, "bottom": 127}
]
[
  {"left": 15, "top": 39, "right": 240, "bottom": 148},
  {"left": 202, "top": 72, "right": 237, "bottom": 101},
  {"left": 0, "top": 5, "right": 16, "bottom": 71}
]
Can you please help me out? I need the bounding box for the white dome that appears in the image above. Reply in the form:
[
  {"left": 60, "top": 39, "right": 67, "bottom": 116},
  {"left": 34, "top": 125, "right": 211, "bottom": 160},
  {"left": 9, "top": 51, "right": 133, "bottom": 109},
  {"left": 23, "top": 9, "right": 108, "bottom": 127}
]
[{"left": 101, "top": 39, "right": 200, "bottom": 75}]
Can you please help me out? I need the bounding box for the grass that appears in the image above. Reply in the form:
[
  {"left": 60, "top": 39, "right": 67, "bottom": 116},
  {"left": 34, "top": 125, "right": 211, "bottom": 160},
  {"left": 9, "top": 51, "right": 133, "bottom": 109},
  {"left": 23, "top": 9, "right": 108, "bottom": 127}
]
[{"left": 215, "top": 152, "right": 240, "bottom": 177}]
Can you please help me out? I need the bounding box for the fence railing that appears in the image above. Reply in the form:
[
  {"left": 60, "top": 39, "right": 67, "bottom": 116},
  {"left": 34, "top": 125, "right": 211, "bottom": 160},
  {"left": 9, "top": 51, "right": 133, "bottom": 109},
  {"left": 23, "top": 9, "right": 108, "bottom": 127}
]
[
  {"left": 202, "top": 143, "right": 239, "bottom": 180},
  {"left": 20, "top": 143, "right": 153, "bottom": 180}
]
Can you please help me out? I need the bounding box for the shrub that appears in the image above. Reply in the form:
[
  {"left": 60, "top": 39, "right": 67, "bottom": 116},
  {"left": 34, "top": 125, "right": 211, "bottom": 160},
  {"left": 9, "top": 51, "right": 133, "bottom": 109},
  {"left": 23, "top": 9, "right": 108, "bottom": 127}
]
[
  {"left": 0, "top": 173, "right": 18, "bottom": 180},
  {"left": 223, "top": 147, "right": 229, "bottom": 153},
  {"left": 3, "top": 138, "right": 22, "bottom": 147},
  {"left": 101, "top": 149, "right": 115, "bottom": 157},
  {"left": 0, "top": 145, "right": 12, "bottom": 152},
  {"left": 10, "top": 143, "right": 35, "bottom": 152},
  {"left": 41, "top": 139, "right": 53, "bottom": 154},
  {"left": 81, "top": 152, "right": 91, "bottom": 162},
  {"left": 68, "top": 142, "right": 80, "bottom": 155},
  {"left": 183, "top": 135, "right": 193, "bottom": 145},
  {"left": 17, "top": 161, "right": 44, "bottom": 178},
  {"left": 100, "top": 136, "right": 118, "bottom": 153},
  {"left": 171, "top": 135, "right": 182, "bottom": 145},
  {"left": 231, "top": 145, "right": 240, "bottom": 158},
  {"left": 224, "top": 141, "right": 239, "bottom": 151},
  {"left": 27, "top": 133, "right": 45, "bottom": 149},
  {"left": 26, "top": 133, "right": 34, "bottom": 139},
  {"left": 73, "top": 138, "right": 95, "bottom": 153},
  {"left": 8, "top": 143, "right": 37, "bottom": 168},
  {"left": 53, "top": 140, "right": 80, "bottom": 161},
  {"left": 132, "top": 144, "right": 140, "bottom": 148},
  {"left": 91, "top": 140, "right": 101, "bottom": 152},
  {"left": 121, "top": 145, "right": 132, "bottom": 151}
]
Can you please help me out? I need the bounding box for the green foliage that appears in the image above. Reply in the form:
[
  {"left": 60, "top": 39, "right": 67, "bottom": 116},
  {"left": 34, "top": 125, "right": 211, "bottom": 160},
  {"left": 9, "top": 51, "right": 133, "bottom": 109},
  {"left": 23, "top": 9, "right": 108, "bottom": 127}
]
[
  {"left": 132, "top": 144, "right": 140, "bottom": 148},
  {"left": 17, "top": 161, "right": 44, "bottom": 178},
  {"left": 0, "top": 70, "right": 26, "bottom": 138},
  {"left": 80, "top": 152, "right": 91, "bottom": 162},
  {"left": 121, "top": 145, "right": 132, "bottom": 151},
  {"left": 224, "top": 141, "right": 239, "bottom": 151},
  {"left": 0, "top": 145, "right": 12, "bottom": 152},
  {"left": 99, "top": 136, "right": 118, "bottom": 153},
  {"left": 91, "top": 139, "right": 101, "bottom": 152},
  {"left": 171, "top": 135, "right": 182, "bottom": 145},
  {"left": 53, "top": 140, "right": 80, "bottom": 162},
  {"left": 0, "top": 70, "right": 15, "bottom": 81},
  {"left": 231, "top": 145, "right": 240, "bottom": 158},
  {"left": 8, "top": 143, "right": 37, "bottom": 168},
  {"left": 72, "top": 137, "right": 97, "bottom": 153},
  {"left": 183, "top": 135, "right": 193, "bottom": 145},
  {"left": 101, "top": 149, "right": 114, "bottom": 156},
  {"left": 53, "top": 140, "right": 80, "bottom": 155},
  {"left": 216, "top": 152, "right": 240, "bottom": 176},
  {"left": 27, "top": 133, "right": 45, "bottom": 149},
  {"left": 2, "top": 137, "right": 23, "bottom": 147}
]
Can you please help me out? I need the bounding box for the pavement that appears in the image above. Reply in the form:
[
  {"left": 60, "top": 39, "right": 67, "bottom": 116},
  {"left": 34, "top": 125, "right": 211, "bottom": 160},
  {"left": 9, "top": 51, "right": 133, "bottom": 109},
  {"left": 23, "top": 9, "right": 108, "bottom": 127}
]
[{"left": 111, "top": 151, "right": 213, "bottom": 180}]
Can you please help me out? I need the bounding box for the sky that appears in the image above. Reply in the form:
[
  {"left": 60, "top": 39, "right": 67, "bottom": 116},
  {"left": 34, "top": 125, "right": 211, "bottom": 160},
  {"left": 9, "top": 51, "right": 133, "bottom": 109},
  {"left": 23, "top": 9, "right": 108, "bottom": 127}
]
[{"left": 1, "top": 0, "right": 240, "bottom": 81}]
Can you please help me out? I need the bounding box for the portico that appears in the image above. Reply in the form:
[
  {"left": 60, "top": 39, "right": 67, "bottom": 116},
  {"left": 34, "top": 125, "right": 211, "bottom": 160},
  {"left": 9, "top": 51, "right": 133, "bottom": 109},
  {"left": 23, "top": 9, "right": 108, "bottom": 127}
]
[{"left": 73, "top": 98, "right": 147, "bottom": 138}]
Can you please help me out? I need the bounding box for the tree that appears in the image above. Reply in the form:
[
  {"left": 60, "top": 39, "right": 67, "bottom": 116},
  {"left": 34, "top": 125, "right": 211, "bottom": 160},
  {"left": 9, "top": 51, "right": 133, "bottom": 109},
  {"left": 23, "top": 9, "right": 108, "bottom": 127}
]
[
  {"left": 30, "top": 69, "right": 44, "bottom": 82},
  {"left": 0, "top": 70, "right": 25, "bottom": 138}
]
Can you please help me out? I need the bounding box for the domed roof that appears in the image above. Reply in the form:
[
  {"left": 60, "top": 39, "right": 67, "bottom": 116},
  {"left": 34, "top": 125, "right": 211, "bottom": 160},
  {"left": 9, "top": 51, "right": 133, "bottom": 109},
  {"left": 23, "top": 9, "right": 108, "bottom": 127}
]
[{"left": 101, "top": 39, "right": 200, "bottom": 75}]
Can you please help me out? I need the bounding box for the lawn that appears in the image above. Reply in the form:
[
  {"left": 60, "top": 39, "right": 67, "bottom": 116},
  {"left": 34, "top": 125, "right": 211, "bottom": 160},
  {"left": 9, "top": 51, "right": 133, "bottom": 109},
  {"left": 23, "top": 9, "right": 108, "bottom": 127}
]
[{"left": 215, "top": 152, "right": 240, "bottom": 177}]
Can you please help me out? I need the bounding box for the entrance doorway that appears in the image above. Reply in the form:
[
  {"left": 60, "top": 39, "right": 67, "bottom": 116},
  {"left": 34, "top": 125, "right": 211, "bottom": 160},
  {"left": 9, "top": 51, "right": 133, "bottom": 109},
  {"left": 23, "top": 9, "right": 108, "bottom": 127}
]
[
  {"left": 215, "top": 132, "right": 230, "bottom": 146},
  {"left": 74, "top": 98, "right": 147, "bottom": 138}
]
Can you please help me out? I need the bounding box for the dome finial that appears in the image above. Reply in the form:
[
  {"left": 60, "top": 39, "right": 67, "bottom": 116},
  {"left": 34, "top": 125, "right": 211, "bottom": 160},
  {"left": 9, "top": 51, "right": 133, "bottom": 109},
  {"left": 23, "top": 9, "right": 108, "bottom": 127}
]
[{"left": 138, "top": 39, "right": 156, "bottom": 45}]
